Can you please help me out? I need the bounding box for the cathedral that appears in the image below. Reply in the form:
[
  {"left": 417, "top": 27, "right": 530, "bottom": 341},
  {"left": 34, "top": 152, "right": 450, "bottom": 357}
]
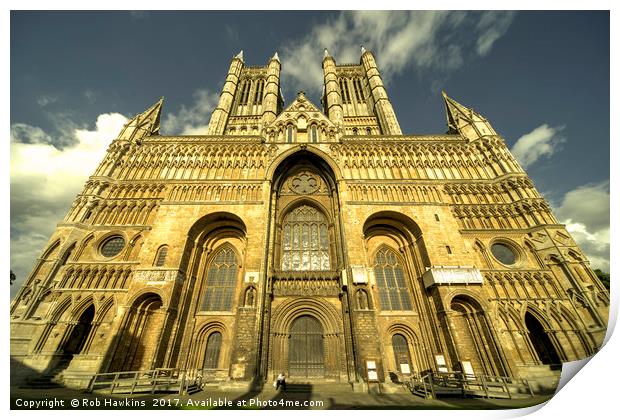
[{"left": 10, "top": 48, "right": 609, "bottom": 392}]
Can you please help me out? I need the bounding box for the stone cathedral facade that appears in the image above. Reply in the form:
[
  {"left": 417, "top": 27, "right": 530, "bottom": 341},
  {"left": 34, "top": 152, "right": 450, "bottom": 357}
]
[{"left": 10, "top": 48, "right": 609, "bottom": 391}]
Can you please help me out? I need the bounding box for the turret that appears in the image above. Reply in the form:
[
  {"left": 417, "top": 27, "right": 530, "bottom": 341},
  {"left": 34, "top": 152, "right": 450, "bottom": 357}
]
[
  {"left": 322, "top": 49, "right": 344, "bottom": 126},
  {"left": 262, "top": 51, "right": 281, "bottom": 125},
  {"left": 360, "top": 47, "right": 402, "bottom": 135},
  {"left": 207, "top": 50, "right": 244, "bottom": 135},
  {"left": 116, "top": 97, "right": 163, "bottom": 142},
  {"left": 442, "top": 91, "right": 497, "bottom": 141}
]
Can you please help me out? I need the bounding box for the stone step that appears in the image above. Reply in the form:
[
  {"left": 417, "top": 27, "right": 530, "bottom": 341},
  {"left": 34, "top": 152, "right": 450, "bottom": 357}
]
[{"left": 267, "top": 382, "right": 352, "bottom": 394}]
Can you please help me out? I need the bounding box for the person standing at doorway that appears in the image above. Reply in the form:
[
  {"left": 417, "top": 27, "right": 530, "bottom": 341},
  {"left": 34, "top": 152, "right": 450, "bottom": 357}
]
[{"left": 276, "top": 372, "right": 287, "bottom": 391}]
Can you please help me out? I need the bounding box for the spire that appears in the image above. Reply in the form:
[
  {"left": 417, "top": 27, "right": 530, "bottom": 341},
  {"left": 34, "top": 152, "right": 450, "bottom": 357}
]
[
  {"left": 361, "top": 45, "right": 366, "bottom": 54},
  {"left": 235, "top": 50, "right": 244, "bottom": 62},
  {"left": 117, "top": 97, "right": 164, "bottom": 141},
  {"left": 271, "top": 51, "right": 280, "bottom": 62},
  {"left": 442, "top": 90, "right": 471, "bottom": 133},
  {"left": 442, "top": 91, "right": 496, "bottom": 140},
  {"left": 324, "top": 48, "right": 331, "bottom": 58}
]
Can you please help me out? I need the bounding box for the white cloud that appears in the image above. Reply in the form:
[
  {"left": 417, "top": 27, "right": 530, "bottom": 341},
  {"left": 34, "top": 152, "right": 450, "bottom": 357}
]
[
  {"left": 279, "top": 11, "right": 515, "bottom": 96},
  {"left": 162, "top": 89, "right": 219, "bottom": 135},
  {"left": 475, "top": 11, "right": 515, "bottom": 56},
  {"left": 36, "top": 95, "right": 57, "bottom": 107},
  {"left": 10, "top": 123, "right": 53, "bottom": 145},
  {"left": 10, "top": 113, "right": 128, "bottom": 296},
  {"left": 554, "top": 182, "right": 610, "bottom": 272},
  {"left": 510, "top": 124, "right": 565, "bottom": 169}
]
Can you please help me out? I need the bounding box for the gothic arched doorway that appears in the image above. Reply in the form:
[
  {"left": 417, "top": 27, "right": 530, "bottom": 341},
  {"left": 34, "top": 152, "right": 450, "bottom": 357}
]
[
  {"left": 392, "top": 334, "right": 412, "bottom": 375},
  {"left": 54, "top": 304, "right": 95, "bottom": 372},
  {"left": 108, "top": 293, "right": 164, "bottom": 372},
  {"left": 288, "top": 315, "right": 325, "bottom": 378},
  {"left": 448, "top": 295, "right": 508, "bottom": 376},
  {"left": 203, "top": 332, "right": 222, "bottom": 369},
  {"left": 59, "top": 304, "right": 95, "bottom": 359},
  {"left": 525, "top": 312, "right": 562, "bottom": 368}
]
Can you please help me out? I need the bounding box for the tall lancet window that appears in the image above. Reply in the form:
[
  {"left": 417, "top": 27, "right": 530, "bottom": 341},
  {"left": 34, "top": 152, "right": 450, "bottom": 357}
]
[
  {"left": 311, "top": 125, "right": 318, "bottom": 143},
  {"left": 281, "top": 205, "right": 330, "bottom": 271},
  {"left": 200, "top": 247, "right": 238, "bottom": 311},
  {"left": 287, "top": 125, "right": 294, "bottom": 143},
  {"left": 374, "top": 248, "right": 413, "bottom": 311}
]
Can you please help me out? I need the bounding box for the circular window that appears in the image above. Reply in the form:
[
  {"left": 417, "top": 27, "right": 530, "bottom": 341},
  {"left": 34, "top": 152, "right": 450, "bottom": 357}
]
[
  {"left": 100, "top": 236, "right": 125, "bottom": 258},
  {"left": 491, "top": 243, "right": 517, "bottom": 265}
]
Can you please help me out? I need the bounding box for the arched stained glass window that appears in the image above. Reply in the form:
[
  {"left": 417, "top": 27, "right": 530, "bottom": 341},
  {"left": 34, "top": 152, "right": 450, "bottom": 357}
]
[
  {"left": 281, "top": 205, "right": 330, "bottom": 271},
  {"left": 311, "top": 125, "right": 318, "bottom": 143},
  {"left": 201, "top": 247, "right": 238, "bottom": 311},
  {"left": 374, "top": 248, "right": 412, "bottom": 310},
  {"left": 203, "top": 332, "right": 222, "bottom": 369},
  {"left": 154, "top": 245, "right": 168, "bottom": 267}
]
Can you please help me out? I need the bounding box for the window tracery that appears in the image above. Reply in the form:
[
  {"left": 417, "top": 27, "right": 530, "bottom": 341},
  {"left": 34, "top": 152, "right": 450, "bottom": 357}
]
[
  {"left": 281, "top": 205, "right": 330, "bottom": 271},
  {"left": 374, "top": 248, "right": 413, "bottom": 311},
  {"left": 200, "top": 247, "right": 238, "bottom": 311}
]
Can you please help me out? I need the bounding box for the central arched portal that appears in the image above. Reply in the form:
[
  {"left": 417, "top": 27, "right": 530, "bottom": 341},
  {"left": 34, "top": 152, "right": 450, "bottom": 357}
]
[
  {"left": 289, "top": 315, "right": 325, "bottom": 378},
  {"left": 263, "top": 150, "right": 352, "bottom": 382}
]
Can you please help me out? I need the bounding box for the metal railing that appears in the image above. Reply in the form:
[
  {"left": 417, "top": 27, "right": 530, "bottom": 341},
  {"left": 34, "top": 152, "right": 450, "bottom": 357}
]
[
  {"left": 405, "top": 371, "right": 534, "bottom": 400},
  {"left": 88, "top": 368, "right": 204, "bottom": 395}
]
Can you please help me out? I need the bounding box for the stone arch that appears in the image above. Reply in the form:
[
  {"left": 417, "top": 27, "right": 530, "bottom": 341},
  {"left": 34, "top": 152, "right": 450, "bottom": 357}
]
[
  {"left": 446, "top": 294, "right": 509, "bottom": 376},
  {"left": 270, "top": 298, "right": 345, "bottom": 381},
  {"left": 557, "top": 305, "right": 593, "bottom": 358},
  {"left": 473, "top": 239, "right": 492, "bottom": 269},
  {"left": 179, "top": 212, "right": 247, "bottom": 271},
  {"left": 270, "top": 151, "right": 344, "bottom": 274},
  {"left": 107, "top": 292, "right": 165, "bottom": 372},
  {"left": 74, "top": 233, "right": 95, "bottom": 260},
  {"left": 524, "top": 309, "right": 563, "bottom": 367},
  {"left": 41, "top": 238, "right": 62, "bottom": 260},
  {"left": 38, "top": 301, "right": 98, "bottom": 375},
  {"left": 271, "top": 298, "right": 342, "bottom": 334},
  {"left": 70, "top": 295, "right": 96, "bottom": 321},
  {"left": 384, "top": 323, "right": 425, "bottom": 379},
  {"left": 278, "top": 196, "right": 332, "bottom": 225},
  {"left": 50, "top": 296, "right": 73, "bottom": 323},
  {"left": 168, "top": 212, "right": 247, "bottom": 370},
  {"left": 266, "top": 146, "right": 343, "bottom": 182},
  {"left": 95, "top": 296, "right": 116, "bottom": 324},
  {"left": 363, "top": 211, "right": 430, "bottom": 314},
  {"left": 191, "top": 321, "right": 229, "bottom": 371},
  {"left": 363, "top": 211, "right": 424, "bottom": 247},
  {"left": 524, "top": 239, "right": 544, "bottom": 268}
]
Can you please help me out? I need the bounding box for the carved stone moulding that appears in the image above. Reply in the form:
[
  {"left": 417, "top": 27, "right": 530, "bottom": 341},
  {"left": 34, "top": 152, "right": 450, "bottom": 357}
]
[
  {"left": 272, "top": 279, "right": 341, "bottom": 297},
  {"left": 133, "top": 269, "right": 185, "bottom": 284}
]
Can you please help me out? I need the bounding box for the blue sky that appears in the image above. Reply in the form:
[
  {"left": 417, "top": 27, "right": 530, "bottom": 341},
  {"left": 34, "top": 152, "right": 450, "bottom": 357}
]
[{"left": 9, "top": 11, "right": 610, "bottom": 295}]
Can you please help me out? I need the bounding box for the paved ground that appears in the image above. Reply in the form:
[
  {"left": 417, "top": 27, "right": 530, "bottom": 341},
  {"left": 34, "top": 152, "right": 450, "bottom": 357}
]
[{"left": 10, "top": 383, "right": 553, "bottom": 410}]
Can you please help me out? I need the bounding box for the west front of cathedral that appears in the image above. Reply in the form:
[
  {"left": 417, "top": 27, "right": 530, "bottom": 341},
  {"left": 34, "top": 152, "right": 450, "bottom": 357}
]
[{"left": 10, "top": 48, "right": 610, "bottom": 392}]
